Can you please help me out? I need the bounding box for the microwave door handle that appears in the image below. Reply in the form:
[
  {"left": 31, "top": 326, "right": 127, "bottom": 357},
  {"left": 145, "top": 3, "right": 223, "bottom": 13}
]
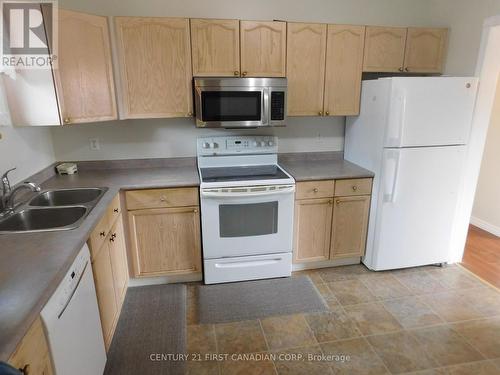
[
  {"left": 262, "top": 88, "right": 269, "bottom": 125},
  {"left": 201, "top": 186, "right": 295, "bottom": 198}
]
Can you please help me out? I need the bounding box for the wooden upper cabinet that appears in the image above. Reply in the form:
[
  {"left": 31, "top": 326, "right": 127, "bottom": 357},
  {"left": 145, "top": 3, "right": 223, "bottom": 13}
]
[
  {"left": 330, "top": 195, "right": 370, "bottom": 259},
  {"left": 363, "top": 26, "right": 407, "bottom": 72},
  {"left": 240, "top": 20, "right": 287, "bottom": 77},
  {"left": 286, "top": 22, "right": 327, "bottom": 116},
  {"left": 324, "top": 25, "right": 365, "bottom": 116},
  {"left": 404, "top": 27, "right": 448, "bottom": 73},
  {"left": 56, "top": 9, "right": 117, "bottom": 124},
  {"left": 114, "top": 17, "right": 193, "bottom": 118},
  {"left": 190, "top": 19, "right": 240, "bottom": 76}
]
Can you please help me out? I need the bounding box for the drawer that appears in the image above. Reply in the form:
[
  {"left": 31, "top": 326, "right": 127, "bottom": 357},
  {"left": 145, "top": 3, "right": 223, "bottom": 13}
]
[
  {"left": 335, "top": 178, "right": 372, "bottom": 196},
  {"left": 296, "top": 180, "right": 335, "bottom": 200},
  {"left": 107, "top": 194, "right": 122, "bottom": 225},
  {"left": 125, "top": 187, "right": 199, "bottom": 210},
  {"left": 88, "top": 212, "right": 110, "bottom": 259}
]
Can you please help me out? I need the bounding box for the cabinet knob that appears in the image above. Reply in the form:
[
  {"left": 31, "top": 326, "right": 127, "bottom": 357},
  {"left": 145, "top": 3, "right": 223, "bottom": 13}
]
[
  {"left": 100, "top": 231, "right": 106, "bottom": 237},
  {"left": 404, "top": 67, "right": 409, "bottom": 72},
  {"left": 352, "top": 185, "right": 358, "bottom": 191},
  {"left": 193, "top": 208, "right": 198, "bottom": 213},
  {"left": 318, "top": 111, "right": 323, "bottom": 116},
  {"left": 187, "top": 112, "right": 193, "bottom": 117},
  {"left": 336, "top": 200, "right": 341, "bottom": 205},
  {"left": 328, "top": 200, "right": 333, "bottom": 205},
  {"left": 398, "top": 67, "right": 403, "bottom": 72},
  {"left": 63, "top": 117, "right": 71, "bottom": 124},
  {"left": 242, "top": 71, "right": 248, "bottom": 77},
  {"left": 160, "top": 196, "right": 167, "bottom": 202},
  {"left": 313, "top": 188, "right": 319, "bottom": 193},
  {"left": 466, "top": 83, "right": 471, "bottom": 88},
  {"left": 110, "top": 237, "right": 115, "bottom": 242},
  {"left": 113, "top": 208, "right": 119, "bottom": 213},
  {"left": 234, "top": 71, "right": 239, "bottom": 76},
  {"left": 20, "top": 364, "right": 30, "bottom": 374},
  {"left": 325, "top": 111, "right": 330, "bottom": 116}
]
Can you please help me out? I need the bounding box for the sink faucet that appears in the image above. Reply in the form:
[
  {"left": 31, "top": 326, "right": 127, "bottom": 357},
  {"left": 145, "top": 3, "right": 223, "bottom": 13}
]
[{"left": 0, "top": 168, "right": 41, "bottom": 214}]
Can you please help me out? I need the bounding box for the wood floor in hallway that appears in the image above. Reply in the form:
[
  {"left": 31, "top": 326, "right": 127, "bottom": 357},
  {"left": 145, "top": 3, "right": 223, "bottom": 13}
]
[{"left": 462, "top": 225, "right": 500, "bottom": 289}]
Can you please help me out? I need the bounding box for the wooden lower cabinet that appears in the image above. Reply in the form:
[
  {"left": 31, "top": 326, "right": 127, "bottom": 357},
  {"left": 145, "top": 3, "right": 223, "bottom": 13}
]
[
  {"left": 293, "top": 179, "right": 372, "bottom": 263},
  {"left": 128, "top": 206, "right": 202, "bottom": 277},
  {"left": 92, "top": 238, "right": 118, "bottom": 349},
  {"left": 8, "top": 318, "right": 54, "bottom": 375},
  {"left": 294, "top": 198, "right": 333, "bottom": 263},
  {"left": 331, "top": 196, "right": 370, "bottom": 259}
]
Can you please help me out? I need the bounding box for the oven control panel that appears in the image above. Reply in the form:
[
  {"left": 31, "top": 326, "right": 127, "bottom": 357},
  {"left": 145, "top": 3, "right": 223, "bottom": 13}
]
[{"left": 197, "top": 136, "right": 278, "bottom": 156}]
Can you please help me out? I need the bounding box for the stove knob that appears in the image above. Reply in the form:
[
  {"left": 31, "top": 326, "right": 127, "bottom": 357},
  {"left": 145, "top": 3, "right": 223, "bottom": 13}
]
[
  {"left": 256, "top": 141, "right": 263, "bottom": 147},
  {"left": 267, "top": 141, "right": 274, "bottom": 147},
  {"left": 209, "top": 142, "right": 216, "bottom": 149},
  {"left": 252, "top": 141, "right": 258, "bottom": 147},
  {"left": 202, "top": 142, "right": 210, "bottom": 149},
  {"left": 213, "top": 142, "right": 219, "bottom": 149}
]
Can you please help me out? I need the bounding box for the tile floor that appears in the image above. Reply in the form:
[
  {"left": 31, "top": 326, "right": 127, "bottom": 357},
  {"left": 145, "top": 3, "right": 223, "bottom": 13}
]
[{"left": 185, "top": 264, "right": 500, "bottom": 374}]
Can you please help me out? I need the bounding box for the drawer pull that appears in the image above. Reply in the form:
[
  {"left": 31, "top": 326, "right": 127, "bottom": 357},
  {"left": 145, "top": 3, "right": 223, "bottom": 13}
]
[
  {"left": 160, "top": 196, "right": 167, "bottom": 202},
  {"left": 313, "top": 188, "right": 319, "bottom": 193},
  {"left": 194, "top": 208, "right": 198, "bottom": 213},
  {"left": 328, "top": 200, "right": 333, "bottom": 205},
  {"left": 99, "top": 231, "right": 106, "bottom": 237},
  {"left": 352, "top": 186, "right": 358, "bottom": 191},
  {"left": 336, "top": 200, "right": 341, "bottom": 205},
  {"left": 20, "top": 364, "right": 30, "bottom": 374},
  {"left": 113, "top": 208, "right": 119, "bottom": 213}
]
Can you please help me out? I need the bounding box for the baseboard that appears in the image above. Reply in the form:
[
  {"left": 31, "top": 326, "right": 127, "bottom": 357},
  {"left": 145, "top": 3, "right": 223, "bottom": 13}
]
[
  {"left": 470, "top": 216, "right": 500, "bottom": 237},
  {"left": 128, "top": 272, "right": 203, "bottom": 287}
]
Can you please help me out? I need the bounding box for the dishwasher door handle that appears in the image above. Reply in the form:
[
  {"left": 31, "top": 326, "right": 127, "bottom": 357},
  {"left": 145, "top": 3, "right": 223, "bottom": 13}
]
[{"left": 57, "top": 261, "right": 88, "bottom": 319}]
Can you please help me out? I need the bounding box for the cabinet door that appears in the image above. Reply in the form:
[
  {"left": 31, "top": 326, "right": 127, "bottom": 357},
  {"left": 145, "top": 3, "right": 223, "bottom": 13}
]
[
  {"left": 294, "top": 198, "right": 333, "bottom": 263},
  {"left": 115, "top": 17, "right": 193, "bottom": 118},
  {"left": 109, "top": 216, "right": 128, "bottom": 310},
  {"left": 8, "top": 318, "right": 54, "bottom": 375},
  {"left": 286, "top": 22, "right": 327, "bottom": 116},
  {"left": 240, "top": 20, "right": 287, "bottom": 77},
  {"left": 330, "top": 196, "right": 370, "bottom": 259},
  {"left": 324, "top": 25, "right": 365, "bottom": 116},
  {"left": 363, "top": 26, "right": 407, "bottom": 72},
  {"left": 128, "top": 206, "right": 202, "bottom": 277},
  {"left": 190, "top": 19, "right": 240, "bottom": 77},
  {"left": 92, "top": 241, "right": 118, "bottom": 349},
  {"left": 403, "top": 28, "right": 448, "bottom": 73},
  {"left": 56, "top": 9, "right": 117, "bottom": 124}
]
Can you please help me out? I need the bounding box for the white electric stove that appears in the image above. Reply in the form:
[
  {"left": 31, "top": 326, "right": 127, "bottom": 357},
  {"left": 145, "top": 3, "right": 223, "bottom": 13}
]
[{"left": 197, "top": 136, "right": 295, "bottom": 284}]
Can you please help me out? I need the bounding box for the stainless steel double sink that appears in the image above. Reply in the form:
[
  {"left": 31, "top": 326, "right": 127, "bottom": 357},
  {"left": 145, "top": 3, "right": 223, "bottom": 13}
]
[{"left": 0, "top": 188, "right": 108, "bottom": 234}]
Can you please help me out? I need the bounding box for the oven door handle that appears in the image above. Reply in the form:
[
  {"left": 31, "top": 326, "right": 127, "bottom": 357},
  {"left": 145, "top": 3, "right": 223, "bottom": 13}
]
[{"left": 201, "top": 186, "right": 295, "bottom": 198}]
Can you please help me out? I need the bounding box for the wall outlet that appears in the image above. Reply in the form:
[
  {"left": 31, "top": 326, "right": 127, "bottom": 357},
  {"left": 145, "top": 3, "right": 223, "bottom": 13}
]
[{"left": 89, "top": 138, "right": 100, "bottom": 151}]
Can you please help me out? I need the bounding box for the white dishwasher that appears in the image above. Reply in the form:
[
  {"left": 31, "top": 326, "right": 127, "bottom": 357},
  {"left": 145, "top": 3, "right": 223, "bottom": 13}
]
[{"left": 41, "top": 244, "right": 106, "bottom": 375}]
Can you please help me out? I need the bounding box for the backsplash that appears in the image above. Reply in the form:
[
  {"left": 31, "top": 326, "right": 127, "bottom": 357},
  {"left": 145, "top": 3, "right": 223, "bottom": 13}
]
[{"left": 50, "top": 116, "right": 345, "bottom": 161}]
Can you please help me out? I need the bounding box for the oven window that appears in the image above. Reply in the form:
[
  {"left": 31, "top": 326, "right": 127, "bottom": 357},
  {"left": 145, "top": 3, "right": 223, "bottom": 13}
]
[
  {"left": 201, "top": 91, "right": 261, "bottom": 122},
  {"left": 219, "top": 202, "right": 278, "bottom": 237}
]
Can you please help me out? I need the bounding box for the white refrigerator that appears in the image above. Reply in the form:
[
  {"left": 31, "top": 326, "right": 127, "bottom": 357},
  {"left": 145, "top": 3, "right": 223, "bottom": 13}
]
[{"left": 345, "top": 77, "right": 478, "bottom": 271}]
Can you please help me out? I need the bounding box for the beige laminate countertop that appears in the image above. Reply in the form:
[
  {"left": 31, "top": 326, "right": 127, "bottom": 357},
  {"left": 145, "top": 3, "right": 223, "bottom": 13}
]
[{"left": 0, "top": 154, "right": 373, "bottom": 360}]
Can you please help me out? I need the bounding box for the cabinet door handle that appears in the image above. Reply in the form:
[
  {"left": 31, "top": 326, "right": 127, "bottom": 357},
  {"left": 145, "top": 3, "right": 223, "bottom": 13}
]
[
  {"left": 233, "top": 71, "right": 239, "bottom": 76},
  {"left": 160, "top": 196, "right": 167, "bottom": 202},
  {"left": 318, "top": 111, "right": 323, "bottom": 116},
  {"left": 63, "top": 117, "right": 71, "bottom": 124},
  {"left": 187, "top": 112, "right": 193, "bottom": 117},
  {"left": 398, "top": 67, "right": 403, "bottom": 72},
  {"left": 242, "top": 71, "right": 248, "bottom": 77},
  {"left": 113, "top": 208, "right": 119, "bottom": 213},
  {"left": 100, "top": 231, "right": 106, "bottom": 237},
  {"left": 313, "top": 188, "right": 319, "bottom": 193},
  {"left": 20, "top": 364, "right": 30, "bottom": 374},
  {"left": 328, "top": 200, "right": 333, "bottom": 205},
  {"left": 404, "top": 67, "right": 409, "bottom": 72},
  {"left": 193, "top": 208, "right": 198, "bottom": 213},
  {"left": 352, "top": 185, "right": 358, "bottom": 191},
  {"left": 325, "top": 111, "right": 330, "bottom": 116}
]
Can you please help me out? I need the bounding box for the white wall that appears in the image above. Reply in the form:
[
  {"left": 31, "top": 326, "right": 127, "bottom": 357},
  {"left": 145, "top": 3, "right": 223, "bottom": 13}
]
[
  {"left": 51, "top": 0, "right": 434, "bottom": 162},
  {"left": 0, "top": 126, "right": 55, "bottom": 185},
  {"left": 471, "top": 75, "right": 500, "bottom": 235},
  {"left": 429, "top": 0, "right": 500, "bottom": 75}
]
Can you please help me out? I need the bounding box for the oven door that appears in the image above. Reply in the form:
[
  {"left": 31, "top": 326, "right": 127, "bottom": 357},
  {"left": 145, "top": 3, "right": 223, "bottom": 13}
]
[
  {"left": 195, "top": 87, "right": 268, "bottom": 128},
  {"left": 200, "top": 185, "right": 295, "bottom": 258}
]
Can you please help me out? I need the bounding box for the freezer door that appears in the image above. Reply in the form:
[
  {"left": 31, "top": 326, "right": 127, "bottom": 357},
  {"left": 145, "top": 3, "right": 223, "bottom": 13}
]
[
  {"left": 385, "top": 77, "right": 478, "bottom": 148},
  {"left": 369, "top": 146, "right": 466, "bottom": 270}
]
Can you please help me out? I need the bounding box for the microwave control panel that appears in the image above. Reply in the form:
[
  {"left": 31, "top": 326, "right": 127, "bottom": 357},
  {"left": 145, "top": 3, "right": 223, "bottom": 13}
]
[
  {"left": 197, "top": 136, "right": 278, "bottom": 156},
  {"left": 271, "top": 91, "right": 285, "bottom": 121}
]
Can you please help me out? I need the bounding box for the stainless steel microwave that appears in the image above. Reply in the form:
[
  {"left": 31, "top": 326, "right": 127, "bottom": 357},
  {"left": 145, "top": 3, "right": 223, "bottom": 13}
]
[{"left": 194, "top": 77, "right": 287, "bottom": 128}]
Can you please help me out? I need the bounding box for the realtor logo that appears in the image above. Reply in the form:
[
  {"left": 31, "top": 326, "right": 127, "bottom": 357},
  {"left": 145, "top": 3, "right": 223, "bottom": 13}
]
[{"left": 1, "top": 0, "right": 57, "bottom": 69}]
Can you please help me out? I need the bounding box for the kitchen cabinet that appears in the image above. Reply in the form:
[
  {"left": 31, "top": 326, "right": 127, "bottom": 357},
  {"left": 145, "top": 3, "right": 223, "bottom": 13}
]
[
  {"left": 55, "top": 9, "right": 117, "bottom": 124},
  {"left": 363, "top": 26, "right": 448, "bottom": 73},
  {"left": 87, "top": 193, "right": 127, "bottom": 350},
  {"left": 330, "top": 196, "right": 370, "bottom": 259},
  {"left": 404, "top": 28, "right": 448, "bottom": 73},
  {"left": 190, "top": 18, "right": 240, "bottom": 76},
  {"left": 324, "top": 25, "right": 365, "bottom": 116},
  {"left": 8, "top": 318, "right": 53, "bottom": 375},
  {"left": 114, "top": 17, "right": 193, "bottom": 118},
  {"left": 294, "top": 198, "right": 333, "bottom": 263},
  {"left": 240, "top": 20, "right": 287, "bottom": 77},
  {"left": 126, "top": 188, "right": 202, "bottom": 277},
  {"left": 293, "top": 178, "right": 372, "bottom": 264},
  {"left": 286, "top": 22, "right": 327, "bottom": 116},
  {"left": 286, "top": 23, "right": 365, "bottom": 117}
]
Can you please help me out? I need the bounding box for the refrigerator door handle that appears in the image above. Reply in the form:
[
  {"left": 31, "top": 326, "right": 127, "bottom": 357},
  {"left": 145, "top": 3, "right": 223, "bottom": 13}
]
[
  {"left": 383, "top": 150, "right": 401, "bottom": 203},
  {"left": 387, "top": 94, "right": 407, "bottom": 146}
]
